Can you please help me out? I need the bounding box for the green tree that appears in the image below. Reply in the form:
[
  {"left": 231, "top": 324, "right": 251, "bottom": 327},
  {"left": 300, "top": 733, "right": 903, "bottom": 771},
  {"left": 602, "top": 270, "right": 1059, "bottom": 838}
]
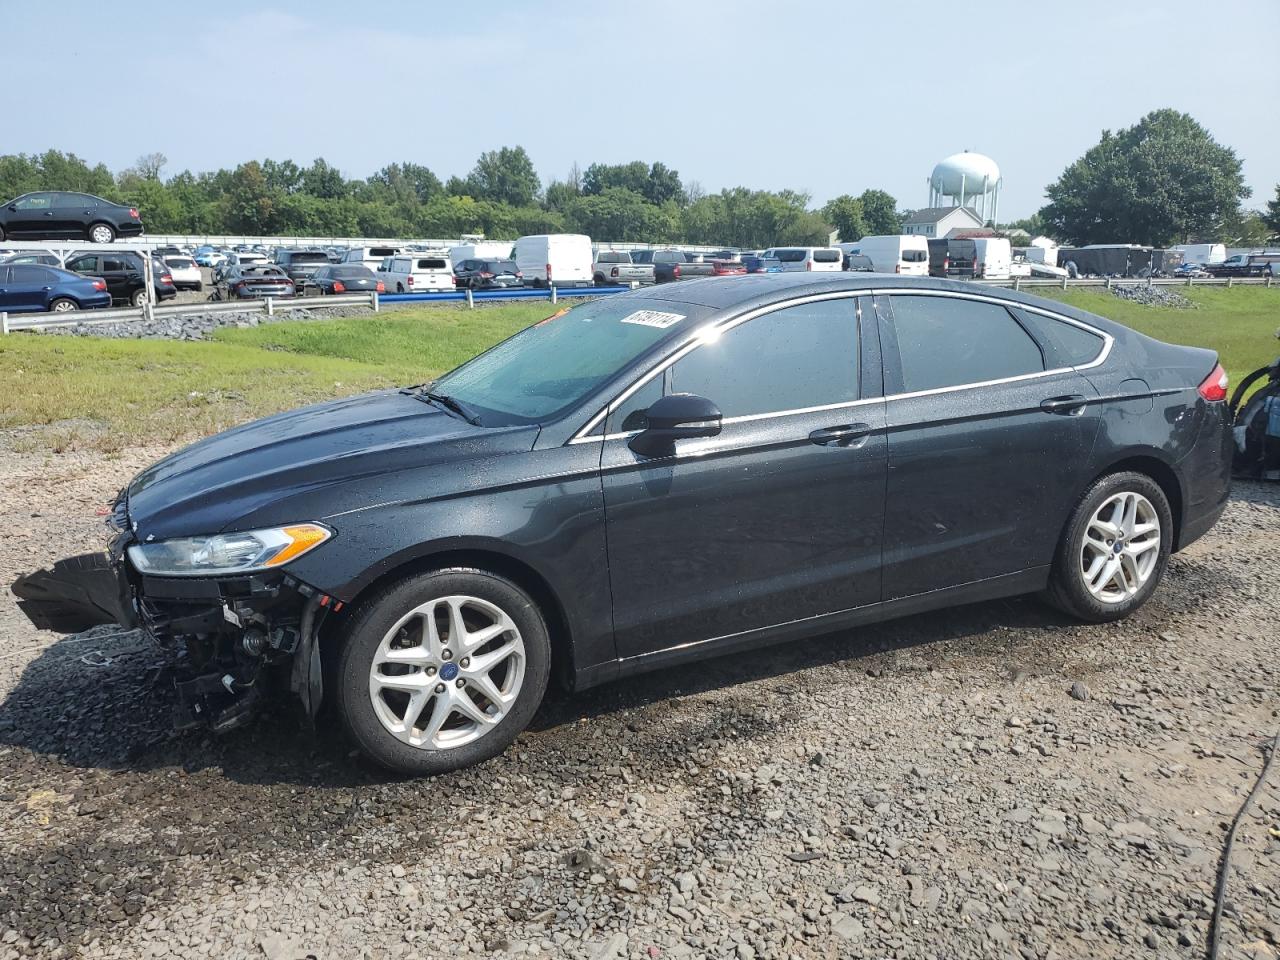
[
  {"left": 1263, "top": 184, "right": 1280, "bottom": 238},
  {"left": 822, "top": 194, "right": 866, "bottom": 242},
  {"left": 301, "top": 158, "right": 348, "bottom": 200},
  {"left": 563, "top": 188, "right": 678, "bottom": 242},
  {"left": 465, "top": 146, "right": 540, "bottom": 207},
  {"left": 1040, "top": 109, "right": 1249, "bottom": 245},
  {"left": 857, "top": 189, "right": 901, "bottom": 235}
]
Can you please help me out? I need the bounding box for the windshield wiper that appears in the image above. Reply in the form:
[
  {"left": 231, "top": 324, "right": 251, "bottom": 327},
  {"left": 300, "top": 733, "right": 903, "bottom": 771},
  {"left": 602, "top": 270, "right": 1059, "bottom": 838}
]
[{"left": 404, "top": 386, "right": 483, "bottom": 426}]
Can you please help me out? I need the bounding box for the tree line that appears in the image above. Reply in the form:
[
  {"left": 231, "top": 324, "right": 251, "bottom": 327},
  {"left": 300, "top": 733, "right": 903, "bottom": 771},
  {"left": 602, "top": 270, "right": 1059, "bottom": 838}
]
[
  {"left": 2, "top": 110, "right": 1275, "bottom": 247},
  {"left": 0, "top": 148, "right": 903, "bottom": 248}
]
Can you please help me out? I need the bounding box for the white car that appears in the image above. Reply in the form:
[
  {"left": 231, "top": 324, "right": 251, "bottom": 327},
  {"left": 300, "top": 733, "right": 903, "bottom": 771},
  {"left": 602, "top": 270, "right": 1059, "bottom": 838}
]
[
  {"left": 163, "top": 255, "right": 203, "bottom": 292},
  {"left": 376, "top": 253, "right": 455, "bottom": 294},
  {"left": 764, "top": 247, "right": 844, "bottom": 273}
]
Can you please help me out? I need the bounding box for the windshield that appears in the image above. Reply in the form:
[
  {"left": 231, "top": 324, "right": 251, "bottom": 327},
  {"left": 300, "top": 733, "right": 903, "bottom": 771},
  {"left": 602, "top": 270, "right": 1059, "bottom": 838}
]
[{"left": 430, "top": 299, "right": 694, "bottom": 425}]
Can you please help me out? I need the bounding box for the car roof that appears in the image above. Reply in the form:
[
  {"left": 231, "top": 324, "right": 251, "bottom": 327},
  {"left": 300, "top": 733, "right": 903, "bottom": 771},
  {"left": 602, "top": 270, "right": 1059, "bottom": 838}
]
[{"left": 626, "top": 273, "right": 1128, "bottom": 337}]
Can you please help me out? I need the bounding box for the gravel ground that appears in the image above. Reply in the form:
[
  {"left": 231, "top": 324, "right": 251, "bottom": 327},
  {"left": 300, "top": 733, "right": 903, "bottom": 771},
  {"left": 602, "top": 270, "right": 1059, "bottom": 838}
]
[{"left": 0, "top": 428, "right": 1277, "bottom": 960}]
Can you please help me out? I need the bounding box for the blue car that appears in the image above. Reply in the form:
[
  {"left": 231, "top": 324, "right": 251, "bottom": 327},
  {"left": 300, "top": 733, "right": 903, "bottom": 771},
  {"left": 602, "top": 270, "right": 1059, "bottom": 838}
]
[{"left": 0, "top": 263, "right": 111, "bottom": 313}]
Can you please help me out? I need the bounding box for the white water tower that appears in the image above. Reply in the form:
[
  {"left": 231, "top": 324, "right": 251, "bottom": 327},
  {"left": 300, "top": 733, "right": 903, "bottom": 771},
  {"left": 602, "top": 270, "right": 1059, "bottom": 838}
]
[{"left": 928, "top": 151, "right": 1002, "bottom": 227}]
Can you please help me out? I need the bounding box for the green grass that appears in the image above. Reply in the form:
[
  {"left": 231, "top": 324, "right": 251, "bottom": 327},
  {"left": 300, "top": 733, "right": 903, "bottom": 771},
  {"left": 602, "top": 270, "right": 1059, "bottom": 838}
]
[
  {"left": 1, "top": 290, "right": 1277, "bottom": 454},
  {"left": 1038, "top": 286, "right": 1280, "bottom": 389}
]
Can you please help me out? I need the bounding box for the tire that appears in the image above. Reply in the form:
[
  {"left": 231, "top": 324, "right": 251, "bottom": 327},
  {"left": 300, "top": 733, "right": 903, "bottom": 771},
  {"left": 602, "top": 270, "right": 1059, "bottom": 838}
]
[
  {"left": 0, "top": 225, "right": 6, "bottom": 241},
  {"left": 88, "top": 223, "right": 116, "bottom": 244},
  {"left": 49, "top": 298, "right": 78, "bottom": 313},
  {"left": 335, "top": 567, "right": 551, "bottom": 776},
  {"left": 396, "top": 283, "right": 404, "bottom": 294},
  {"left": 1043, "top": 471, "right": 1173, "bottom": 623},
  {"left": 195, "top": 281, "right": 203, "bottom": 292},
  {"left": 130, "top": 289, "right": 147, "bottom": 307}
]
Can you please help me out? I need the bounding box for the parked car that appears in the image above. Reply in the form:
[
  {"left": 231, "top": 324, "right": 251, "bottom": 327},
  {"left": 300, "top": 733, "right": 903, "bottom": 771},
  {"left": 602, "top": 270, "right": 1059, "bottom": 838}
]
[
  {"left": 1174, "top": 262, "right": 1212, "bottom": 279},
  {"left": 274, "top": 249, "right": 333, "bottom": 289},
  {"left": 195, "top": 247, "right": 227, "bottom": 268},
  {"left": 844, "top": 254, "right": 874, "bottom": 272},
  {"left": 741, "top": 254, "right": 782, "bottom": 274},
  {"left": 64, "top": 252, "right": 176, "bottom": 306},
  {"left": 454, "top": 259, "right": 522, "bottom": 290},
  {"left": 376, "top": 253, "right": 455, "bottom": 293},
  {"left": 711, "top": 259, "right": 747, "bottom": 276},
  {"left": 215, "top": 265, "right": 296, "bottom": 300},
  {"left": 971, "top": 238, "right": 1012, "bottom": 280},
  {"left": 305, "top": 264, "right": 383, "bottom": 296},
  {"left": 163, "top": 255, "right": 203, "bottom": 291},
  {"left": 10, "top": 274, "right": 1233, "bottom": 776},
  {"left": 0, "top": 263, "right": 110, "bottom": 313},
  {"left": 448, "top": 242, "right": 513, "bottom": 268},
  {"left": 0, "top": 191, "right": 143, "bottom": 243},
  {"left": 855, "top": 235, "right": 930, "bottom": 276},
  {"left": 512, "top": 234, "right": 593, "bottom": 288},
  {"left": 2, "top": 252, "right": 62, "bottom": 267},
  {"left": 214, "top": 251, "right": 269, "bottom": 282},
  {"left": 340, "top": 245, "right": 403, "bottom": 273},
  {"left": 927, "top": 238, "right": 976, "bottom": 278},
  {"left": 592, "top": 251, "right": 654, "bottom": 286},
  {"left": 765, "top": 247, "right": 843, "bottom": 272},
  {"left": 631, "top": 249, "right": 716, "bottom": 283},
  {"left": 1206, "top": 253, "right": 1280, "bottom": 278}
]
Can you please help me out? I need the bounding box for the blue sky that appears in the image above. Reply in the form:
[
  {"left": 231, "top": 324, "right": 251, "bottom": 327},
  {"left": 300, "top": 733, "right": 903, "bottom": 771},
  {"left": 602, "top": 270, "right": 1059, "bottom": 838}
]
[{"left": 7, "top": 1, "right": 1277, "bottom": 219}]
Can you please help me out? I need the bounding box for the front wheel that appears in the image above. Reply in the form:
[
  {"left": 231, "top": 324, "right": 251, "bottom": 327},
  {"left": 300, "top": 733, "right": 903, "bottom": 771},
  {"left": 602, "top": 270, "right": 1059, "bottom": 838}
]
[
  {"left": 1043, "top": 471, "right": 1173, "bottom": 622},
  {"left": 335, "top": 568, "right": 551, "bottom": 775}
]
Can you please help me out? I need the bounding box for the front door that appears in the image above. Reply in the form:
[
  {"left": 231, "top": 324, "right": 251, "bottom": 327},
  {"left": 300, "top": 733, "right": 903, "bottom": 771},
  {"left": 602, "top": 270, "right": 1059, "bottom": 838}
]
[
  {"left": 6, "top": 193, "right": 56, "bottom": 237},
  {"left": 876, "top": 292, "right": 1102, "bottom": 599},
  {"left": 600, "top": 295, "right": 887, "bottom": 661}
]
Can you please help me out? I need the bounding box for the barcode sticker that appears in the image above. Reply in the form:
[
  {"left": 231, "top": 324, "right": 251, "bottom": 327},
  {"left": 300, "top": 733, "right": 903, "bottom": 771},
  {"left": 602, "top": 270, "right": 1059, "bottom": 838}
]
[{"left": 620, "top": 309, "right": 685, "bottom": 329}]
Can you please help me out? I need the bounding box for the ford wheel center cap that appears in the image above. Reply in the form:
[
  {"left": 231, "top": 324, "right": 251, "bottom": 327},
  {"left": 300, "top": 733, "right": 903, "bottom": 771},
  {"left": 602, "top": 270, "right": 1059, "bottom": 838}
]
[{"left": 440, "top": 662, "right": 459, "bottom": 681}]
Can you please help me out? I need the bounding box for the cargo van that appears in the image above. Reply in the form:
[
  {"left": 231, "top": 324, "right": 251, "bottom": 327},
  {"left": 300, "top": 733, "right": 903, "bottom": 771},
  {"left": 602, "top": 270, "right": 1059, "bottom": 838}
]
[
  {"left": 765, "top": 247, "right": 843, "bottom": 272},
  {"left": 449, "top": 241, "right": 514, "bottom": 267},
  {"left": 855, "top": 235, "right": 929, "bottom": 276},
  {"left": 1171, "top": 243, "right": 1227, "bottom": 265},
  {"left": 971, "top": 237, "right": 1012, "bottom": 280},
  {"left": 341, "top": 245, "right": 403, "bottom": 272},
  {"left": 376, "top": 252, "right": 454, "bottom": 293},
  {"left": 512, "top": 234, "right": 593, "bottom": 288}
]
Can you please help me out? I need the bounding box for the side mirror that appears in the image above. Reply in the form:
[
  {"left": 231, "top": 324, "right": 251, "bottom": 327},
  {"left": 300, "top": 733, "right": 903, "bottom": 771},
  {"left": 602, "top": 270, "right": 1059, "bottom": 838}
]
[{"left": 628, "top": 393, "right": 722, "bottom": 457}]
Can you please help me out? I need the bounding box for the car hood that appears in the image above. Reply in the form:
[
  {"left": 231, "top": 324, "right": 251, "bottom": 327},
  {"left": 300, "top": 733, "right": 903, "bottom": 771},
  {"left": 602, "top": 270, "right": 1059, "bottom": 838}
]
[{"left": 126, "top": 390, "right": 539, "bottom": 541}]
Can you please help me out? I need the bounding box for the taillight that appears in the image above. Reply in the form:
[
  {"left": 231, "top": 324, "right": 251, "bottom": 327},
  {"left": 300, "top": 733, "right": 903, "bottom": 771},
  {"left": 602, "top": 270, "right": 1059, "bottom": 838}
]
[
  {"left": 161, "top": 274, "right": 172, "bottom": 284},
  {"left": 480, "top": 271, "right": 494, "bottom": 279},
  {"left": 92, "top": 280, "right": 106, "bottom": 291},
  {"left": 673, "top": 264, "right": 681, "bottom": 279},
  {"left": 1198, "top": 363, "right": 1228, "bottom": 402},
  {"left": 128, "top": 208, "right": 139, "bottom": 218},
  {"left": 611, "top": 267, "right": 619, "bottom": 278},
  {"left": 407, "top": 275, "right": 414, "bottom": 286},
  {"left": 894, "top": 264, "right": 901, "bottom": 274},
  {"left": 545, "top": 263, "right": 552, "bottom": 280},
  {"left": 376, "top": 281, "right": 385, "bottom": 293},
  {"left": 515, "top": 271, "right": 522, "bottom": 279},
  {"left": 333, "top": 281, "right": 345, "bottom": 293},
  {"left": 805, "top": 260, "right": 813, "bottom": 271}
]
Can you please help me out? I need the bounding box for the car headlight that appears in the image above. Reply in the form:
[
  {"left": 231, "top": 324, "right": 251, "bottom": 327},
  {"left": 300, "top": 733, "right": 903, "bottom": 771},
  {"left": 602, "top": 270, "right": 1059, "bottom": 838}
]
[{"left": 126, "top": 523, "right": 332, "bottom": 577}]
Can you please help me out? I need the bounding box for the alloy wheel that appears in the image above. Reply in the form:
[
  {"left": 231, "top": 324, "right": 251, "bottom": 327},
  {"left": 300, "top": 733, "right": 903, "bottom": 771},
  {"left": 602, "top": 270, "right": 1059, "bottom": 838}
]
[
  {"left": 368, "top": 594, "right": 526, "bottom": 750},
  {"left": 51, "top": 300, "right": 77, "bottom": 313},
  {"left": 1079, "top": 491, "right": 1161, "bottom": 603},
  {"left": 90, "top": 225, "right": 114, "bottom": 244}
]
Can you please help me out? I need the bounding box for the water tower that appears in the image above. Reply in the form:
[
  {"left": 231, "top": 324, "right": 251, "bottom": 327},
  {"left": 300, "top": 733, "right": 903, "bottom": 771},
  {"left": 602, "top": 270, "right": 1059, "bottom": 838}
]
[{"left": 928, "top": 151, "right": 1001, "bottom": 227}]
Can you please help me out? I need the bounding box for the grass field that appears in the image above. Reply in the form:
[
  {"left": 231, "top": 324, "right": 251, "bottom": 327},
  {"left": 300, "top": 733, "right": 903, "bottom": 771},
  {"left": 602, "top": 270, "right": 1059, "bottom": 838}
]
[{"left": 0, "top": 288, "right": 1276, "bottom": 454}]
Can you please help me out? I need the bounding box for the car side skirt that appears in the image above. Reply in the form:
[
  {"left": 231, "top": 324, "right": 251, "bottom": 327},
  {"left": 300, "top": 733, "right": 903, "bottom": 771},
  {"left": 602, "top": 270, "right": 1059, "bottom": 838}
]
[{"left": 573, "top": 566, "right": 1050, "bottom": 690}]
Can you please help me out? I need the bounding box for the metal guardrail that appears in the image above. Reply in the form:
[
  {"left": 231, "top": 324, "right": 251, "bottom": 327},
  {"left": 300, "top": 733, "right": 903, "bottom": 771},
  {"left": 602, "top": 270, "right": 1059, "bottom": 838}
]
[
  {"left": 2, "top": 292, "right": 378, "bottom": 333},
  {"left": 987, "top": 275, "right": 1275, "bottom": 290}
]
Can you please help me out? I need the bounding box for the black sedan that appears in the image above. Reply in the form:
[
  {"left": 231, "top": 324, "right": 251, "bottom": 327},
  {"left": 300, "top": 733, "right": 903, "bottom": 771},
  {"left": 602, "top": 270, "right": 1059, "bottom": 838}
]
[
  {"left": 12, "top": 275, "right": 1232, "bottom": 776},
  {"left": 215, "top": 265, "right": 296, "bottom": 300},
  {"left": 454, "top": 258, "right": 522, "bottom": 289},
  {"left": 0, "top": 191, "right": 144, "bottom": 243},
  {"left": 64, "top": 252, "right": 177, "bottom": 306},
  {"left": 305, "top": 264, "right": 383, "bottom": 296}
]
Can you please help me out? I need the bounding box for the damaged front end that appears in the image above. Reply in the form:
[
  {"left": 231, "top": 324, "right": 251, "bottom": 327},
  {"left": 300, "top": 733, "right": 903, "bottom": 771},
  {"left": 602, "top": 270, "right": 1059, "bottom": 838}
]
[{"left": 11, "top": 494, "right": 343, "bottom": 734}]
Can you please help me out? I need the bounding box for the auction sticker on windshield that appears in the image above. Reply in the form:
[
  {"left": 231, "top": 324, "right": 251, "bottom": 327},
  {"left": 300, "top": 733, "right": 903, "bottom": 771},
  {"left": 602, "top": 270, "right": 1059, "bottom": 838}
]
[{"left": 620, "top": 309, "right": 685, "bottom": 329}]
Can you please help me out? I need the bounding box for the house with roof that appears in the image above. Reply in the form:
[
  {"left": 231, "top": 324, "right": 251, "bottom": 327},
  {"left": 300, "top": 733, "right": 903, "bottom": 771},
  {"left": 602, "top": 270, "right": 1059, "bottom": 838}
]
[{"left": 902, "top": 206, "right": 985, "bottom": 239}]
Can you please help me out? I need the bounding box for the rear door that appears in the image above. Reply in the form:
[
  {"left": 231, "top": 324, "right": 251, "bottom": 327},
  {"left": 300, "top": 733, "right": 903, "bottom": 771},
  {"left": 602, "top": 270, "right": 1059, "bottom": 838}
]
[
  {"left": 876, "top": 292, "right": 1102, "bottom": 598},
  {"left": 50, "top": 193, "right": 96, "bottom": 238},
  {"left": 600, "top": 294, "right": 887, "bottom": 660}
]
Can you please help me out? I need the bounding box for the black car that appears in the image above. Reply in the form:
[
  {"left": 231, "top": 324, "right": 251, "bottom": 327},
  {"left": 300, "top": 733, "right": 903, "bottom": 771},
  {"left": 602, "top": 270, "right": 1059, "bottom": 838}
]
[
  {"left": 454, "top": 258, "right": 522, "bottom": 289},
  {"left": 0, "top": 191, "right": 144, "bottom": 243},
  {"left": 13, "top": 275, "right": 1232, "bottom": 776},
  {"left": 274, "top": 249, "right": 333, "bottom": 288},
  {"left": 215, "top": 264, "right": 296, "bottom": 300},
  {"left": 305, "top": 264, "right": 382, "bottom": 296},
  {"left": 64, "top": 252, "right": 177, "bottom": 306}
]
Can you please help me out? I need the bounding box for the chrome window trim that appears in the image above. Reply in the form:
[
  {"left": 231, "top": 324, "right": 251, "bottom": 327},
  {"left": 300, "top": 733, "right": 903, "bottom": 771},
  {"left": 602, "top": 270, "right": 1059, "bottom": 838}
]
[{"left": 566, "top": 286, "right": 1114, "bottom": 445}]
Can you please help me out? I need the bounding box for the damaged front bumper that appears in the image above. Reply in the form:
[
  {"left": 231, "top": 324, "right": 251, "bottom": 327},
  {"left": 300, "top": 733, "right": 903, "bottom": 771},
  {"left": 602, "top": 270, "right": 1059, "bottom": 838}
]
[{"left": 11, "top": 510, "right": 343, "bottom": 733}]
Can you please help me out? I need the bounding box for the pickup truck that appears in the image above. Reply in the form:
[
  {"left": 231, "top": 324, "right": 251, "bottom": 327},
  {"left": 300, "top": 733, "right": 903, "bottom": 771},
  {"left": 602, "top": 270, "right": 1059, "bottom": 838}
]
[
  {"left": 592, "top": 251, "right": 655, "bottom": 286},
  {"left": 1206, "top": 253, "right": 1280, "bottom": 278},
  {"left": 631, "top": 249, "right": 717, "bottom": 283}
]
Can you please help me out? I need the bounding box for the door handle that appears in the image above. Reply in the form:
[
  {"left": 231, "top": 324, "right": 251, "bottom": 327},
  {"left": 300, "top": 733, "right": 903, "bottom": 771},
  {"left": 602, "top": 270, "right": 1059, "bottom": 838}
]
[
  {"left": 809, "top": 423, "right": 872, "bottom": 446},
  {"left": 1040, "top": 394, "right": 1088, "bottom": 416}
]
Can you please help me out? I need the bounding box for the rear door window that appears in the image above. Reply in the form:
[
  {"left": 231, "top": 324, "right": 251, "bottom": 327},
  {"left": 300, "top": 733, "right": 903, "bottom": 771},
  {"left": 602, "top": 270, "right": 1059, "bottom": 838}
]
[
  {"left": 902, "top": 249, "right": 928, "bottom": 263},
  {"left": 887, "top": 295, "right": 1044, "bottom": 393},
  {"left": 812, "top": 249, "right": 840, "bottom": 263},
  {"left": 68, "top": 256, "right": 98, "bottom": 273}
]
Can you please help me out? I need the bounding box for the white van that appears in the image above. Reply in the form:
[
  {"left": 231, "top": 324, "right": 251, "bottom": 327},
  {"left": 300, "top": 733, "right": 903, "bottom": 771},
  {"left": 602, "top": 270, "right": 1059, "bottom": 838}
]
[
  {"left": 376, "top": 252, "right": 455, "bottom": 293},
  {"left": 1171, "top": 243, "right": 1226, "bottom": 265},
  {"left": 341, "top": 245, "right": 403, "bottom": 272},
  {"left": 512, "top": 234, "right": 593, "bottom": 288},
  {"left": 855, "top": 235, "right": 930, "bottom": 276},
  {"left": 971, "top": 237, "right": 1012, "bottom": 280},
  {"left": 764, "top": 247, "right": 843, "bottom": 272},
  {"left": 449, "top": 241, "right": 514, "bottom": 267}
]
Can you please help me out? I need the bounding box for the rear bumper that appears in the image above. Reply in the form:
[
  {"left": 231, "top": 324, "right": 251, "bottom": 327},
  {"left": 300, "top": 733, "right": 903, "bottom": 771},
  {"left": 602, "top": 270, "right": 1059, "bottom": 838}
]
[
  {"left": 117, "top": 223, "right": 145, "bottom": 238},
  {"left": 1174, "top": 400, "right": 1233, "bottom": 551}
]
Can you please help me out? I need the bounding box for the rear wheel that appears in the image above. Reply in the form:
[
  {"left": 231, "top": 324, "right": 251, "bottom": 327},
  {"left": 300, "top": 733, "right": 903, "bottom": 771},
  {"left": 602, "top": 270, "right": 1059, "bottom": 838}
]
[
  {"left": 130, "top": 289, "right": 147, "bottom": 307},
  {"left": 49, "top": 298, "right": 78, "bottom": 313},
  {"left": 1043, "top": 471, "right": 1173, "bottom": 622},
  {"left": 195, "top": 281, "right": 203, "bottom": 292},
  {"left": 88, "top": 223, "right": 115, "bottom": 244},
  {"left": 335, "top": 568, "right": 551, "bottom": 775}
]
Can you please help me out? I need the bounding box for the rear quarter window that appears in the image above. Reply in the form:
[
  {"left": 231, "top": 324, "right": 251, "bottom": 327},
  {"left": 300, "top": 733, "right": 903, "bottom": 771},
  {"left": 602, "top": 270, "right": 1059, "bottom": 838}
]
[{"left": 1009, "top": 306, "right": 1107, "bottom": 367}]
